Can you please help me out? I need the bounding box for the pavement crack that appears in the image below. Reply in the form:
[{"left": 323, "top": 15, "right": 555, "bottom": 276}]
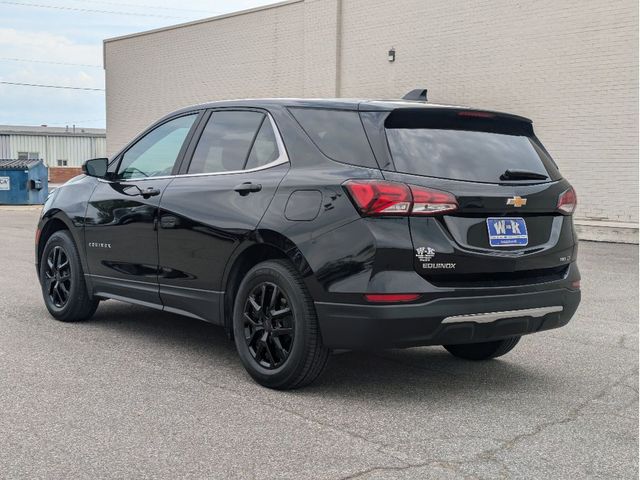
[
  {"left": 471, "top": 368, "right": 639, "bottom": 468},
  {"left": 335, "top": 459, "right": 474, "bottom": 480}
]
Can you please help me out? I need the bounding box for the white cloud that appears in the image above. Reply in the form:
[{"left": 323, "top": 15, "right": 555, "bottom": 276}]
[
  {"left": 0, "top": 28, "right": 105, "bottom": 127},
  {"left": 0, "top": 28, "right": 103, "bottom": 67}
]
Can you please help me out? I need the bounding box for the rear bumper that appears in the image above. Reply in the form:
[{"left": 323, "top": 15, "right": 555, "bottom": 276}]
[{"left": 315, "top": 288, "right": 580, "bottom": 349}]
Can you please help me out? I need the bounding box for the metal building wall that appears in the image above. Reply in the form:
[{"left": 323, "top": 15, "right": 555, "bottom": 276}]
[
  {"left": 0, "top": 135, "right": 10, "bottom": 158},
  {"left": 5, "top": 134, "right": 106, "bottom": 167}
]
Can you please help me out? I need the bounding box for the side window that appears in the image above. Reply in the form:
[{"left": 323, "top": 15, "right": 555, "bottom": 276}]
[
  {"left": 245, "top": 118, "right": 280, "bottom": 170},
  {"left": 188, "top": 111, "right": 265, "bottom": 174},
  {"left": 118, "top": 114, "right": 197, "bottom": 180},
  {"left": 288, "top": 107, "right": 377, "bottom": 168}
]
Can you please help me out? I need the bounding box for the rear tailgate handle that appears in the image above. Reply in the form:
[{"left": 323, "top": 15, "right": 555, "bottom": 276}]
[{"left": 234, "top": 182, "right": 262, "bottom": 196}]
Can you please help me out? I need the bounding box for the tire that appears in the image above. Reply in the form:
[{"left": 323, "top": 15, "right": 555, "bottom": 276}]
[
  {"left": 39, "top": 230, "right": 99, "bottom": 322},
  {"left": 444, "top": 336, "right": 521, "bottom": 361},
  {"left": 233, "top": 259, "right": 330, "bottom": 389}
]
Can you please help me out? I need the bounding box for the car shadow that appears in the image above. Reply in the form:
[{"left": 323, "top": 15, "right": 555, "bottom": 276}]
[{"left": 87, "top": 300, "right": 554, "bottom": 400}]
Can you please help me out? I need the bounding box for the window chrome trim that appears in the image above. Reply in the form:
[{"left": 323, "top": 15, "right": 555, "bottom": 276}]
[{"left": 103, "top": 112, "right": 289, "bottom": 183}]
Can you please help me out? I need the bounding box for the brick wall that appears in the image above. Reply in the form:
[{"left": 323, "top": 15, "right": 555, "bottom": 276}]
[
  {"left": 49, "top": 167, "right": 82, "bottom": 184},
  {"left": 338, "top": 0, "right": 638, "bottom": 230},
  {"left": 104, "top": 0, "right": 638, "bottom": 239}
]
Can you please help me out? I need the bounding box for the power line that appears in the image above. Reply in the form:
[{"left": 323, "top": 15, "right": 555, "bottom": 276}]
[
  {"left": 0, "top": 57, "right": 103, "bottom": 68},
  {"left": 61, "top": 118, "right": 105, "bottom": 123},
  {"left": 0, "top": 0, "right": 188, "bottom": 18},
  {"left": 67, "top": 0, "right": 221, "bottom": 14},
  {"left": 0, "top": 81, "right": 104, "bottom": 91},
  {"left": 1, "top": 118, "right": 105, "bottom": 126}
]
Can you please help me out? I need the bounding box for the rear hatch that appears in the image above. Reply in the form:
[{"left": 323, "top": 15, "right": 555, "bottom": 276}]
[{"left": 377, "top": 107, "right": 577, "bottom": 287}]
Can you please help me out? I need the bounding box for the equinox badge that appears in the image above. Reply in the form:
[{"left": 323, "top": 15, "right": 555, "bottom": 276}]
[{"left": 506, "top": 196, "right": 527, "bottom": 207}]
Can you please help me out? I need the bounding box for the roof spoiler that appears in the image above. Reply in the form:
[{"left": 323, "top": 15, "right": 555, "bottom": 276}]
[{"left": 402, "top": 89, "right": 428, "bottom": 101}]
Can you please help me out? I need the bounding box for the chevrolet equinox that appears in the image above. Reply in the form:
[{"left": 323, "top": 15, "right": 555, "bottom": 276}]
[{"left": 36, "top": 93, "right": 581, "bottom": 389}]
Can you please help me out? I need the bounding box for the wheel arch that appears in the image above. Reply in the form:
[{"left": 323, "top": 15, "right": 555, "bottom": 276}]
[
  {"left": 37, "top": 215, "right": 69, "bottom": 270},
  {"left": 37, "top": 212, "right": 86, "bottom": 274},
  {"left": 221, "top": 230, "right": 313, "bottom": 336}
]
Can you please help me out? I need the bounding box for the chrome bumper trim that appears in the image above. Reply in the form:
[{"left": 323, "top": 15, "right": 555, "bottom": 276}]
[{"left": 442, "top": 306, "right": 564, "bottom": 324}]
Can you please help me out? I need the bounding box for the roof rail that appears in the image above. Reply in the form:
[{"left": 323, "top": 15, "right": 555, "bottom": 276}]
[{"left": 402, "top": 89, "right": 428, "bottom": 101}]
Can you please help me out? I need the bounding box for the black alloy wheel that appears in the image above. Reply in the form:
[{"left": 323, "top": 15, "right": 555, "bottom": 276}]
[
  {"left": 44, "top": 245, "right": 72, "bottom": 308},
  {"left": 243, "top": 282, "right": 295, "bottom": 369},
  {"left": 233, "top": 260, "right": 330, "bottom": 389},
  {"left": 39, "top": 230, "right": 99, "bottom": 322}
]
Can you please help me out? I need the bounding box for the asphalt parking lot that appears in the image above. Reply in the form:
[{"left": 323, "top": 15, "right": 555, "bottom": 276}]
[{"left": 0, "top": 206, "right": 637, "bottom": 479}]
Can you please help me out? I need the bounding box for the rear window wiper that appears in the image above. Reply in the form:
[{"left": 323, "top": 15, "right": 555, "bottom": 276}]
[{"left": 500, "top": 169, "right": 548, "bottom": 181}]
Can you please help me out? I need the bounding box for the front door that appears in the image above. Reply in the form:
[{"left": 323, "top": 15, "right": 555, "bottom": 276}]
[
  {"left": 84, "top": 113, "right": 200, "bottom": 306},
  {"left": 157, "top": 109, "right": 289, "bottom": 322}
]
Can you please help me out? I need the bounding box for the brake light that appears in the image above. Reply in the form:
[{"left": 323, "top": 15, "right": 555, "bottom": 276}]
[
  {"left": 557, "top": 187, "right": 577, "bottom": 214},
  {"left": 364, "top": 293, "right": 421, "bottom": 303},
  {"left": 343, "top": 180, "right": 411, "bottom": 215},
  {"left": 343, "top": 180, "right": 457, "bottom": 216},
  {"left": 457, "top": 111, "right": 495, "bottom": 118},
  {"left": 409, "top": 185, "right": 458, "bottom": 215}
]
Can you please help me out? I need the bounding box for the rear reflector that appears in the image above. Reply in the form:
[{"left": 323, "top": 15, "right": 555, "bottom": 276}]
[
  {"left": 364, "top": 293, "right": 421, "bottom": 303},
  {"left": 557, "top": 187, "right": 577, "bottom": 214},
  {"left": 343, "top": 180, "right": 457, "bottom": 217},
  {"left": 571, "top": 280, "right": 581, "bottom": 289}
]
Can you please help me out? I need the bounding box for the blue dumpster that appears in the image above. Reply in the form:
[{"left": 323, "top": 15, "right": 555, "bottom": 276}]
[{"left": 0, "top": 159, "right": 49, "bottom": 205}]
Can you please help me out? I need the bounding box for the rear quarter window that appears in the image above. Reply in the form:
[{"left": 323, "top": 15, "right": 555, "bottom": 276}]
[{"left": 288, "top": 107, "right": 378, "bottom": 168}]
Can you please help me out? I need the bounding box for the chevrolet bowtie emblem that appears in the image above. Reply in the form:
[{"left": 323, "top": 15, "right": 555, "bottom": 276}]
[{"left": 506, "top": 196, "right": 527, "bottom": 207}]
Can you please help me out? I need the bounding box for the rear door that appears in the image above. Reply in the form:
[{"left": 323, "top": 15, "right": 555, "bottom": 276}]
[
  {"left": 375, "top": 108, "right": 576, "bottom": 286},
  {"left": 157, "top": 109, "right": 289, "bottom": 322}
]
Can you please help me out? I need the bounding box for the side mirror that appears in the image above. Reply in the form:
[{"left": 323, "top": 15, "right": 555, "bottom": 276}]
[{"left": 82, "top": 158, "right": 109, "bottom": 178}]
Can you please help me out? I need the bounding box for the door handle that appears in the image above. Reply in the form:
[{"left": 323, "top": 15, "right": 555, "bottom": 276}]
[
  {"left": 159, "top": 215, "right": 180, "bottom": 229},
  {"left": 233, "top": 182, "right": 262, "bottom": 196},
  {"left": 141, "top": 187, "right": 161, "bottom": 198},
  {"left": 121, "top": 184, "right": 161, "bottom": 198}
]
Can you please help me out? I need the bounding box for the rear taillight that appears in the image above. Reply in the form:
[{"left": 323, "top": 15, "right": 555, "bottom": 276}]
[
  {"left": 343, "top": 180, "right": 411, "bottom": 216},
  {"left": 409, "top": 184, "right": 458, "bottom": 215},
  {"left": 557, "top": 187, "right": 577, "bottom": 214},
  {"left": 343, "top": 180, "right": 457, "bottom": 217}
]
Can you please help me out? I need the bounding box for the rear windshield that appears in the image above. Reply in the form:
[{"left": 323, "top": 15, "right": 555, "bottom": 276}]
[{"left": 385, "top": 110, "right": 560, "bottom": 183}]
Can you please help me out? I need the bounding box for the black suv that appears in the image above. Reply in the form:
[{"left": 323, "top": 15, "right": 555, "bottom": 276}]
[{"left": 36, "top": 95, "right": 580, "bottom": 389}]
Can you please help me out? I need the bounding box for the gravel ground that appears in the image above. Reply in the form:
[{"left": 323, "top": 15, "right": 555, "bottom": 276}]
[{"left": 0, "top": 207, "right": 637, "bottom": 479}]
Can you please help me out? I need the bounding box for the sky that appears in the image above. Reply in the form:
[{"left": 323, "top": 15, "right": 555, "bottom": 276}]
[{"left": 0, "top": 0, "right": 278, "bottom": 128}]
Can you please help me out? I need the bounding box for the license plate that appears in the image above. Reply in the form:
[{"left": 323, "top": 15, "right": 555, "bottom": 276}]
[{"left": 486, "top": 217, "right": 528, "bottom": 247}]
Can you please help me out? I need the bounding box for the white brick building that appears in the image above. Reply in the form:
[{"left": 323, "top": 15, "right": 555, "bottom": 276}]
[{"left": 104, "top": 0, "right": 638, "bottom": 242}]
